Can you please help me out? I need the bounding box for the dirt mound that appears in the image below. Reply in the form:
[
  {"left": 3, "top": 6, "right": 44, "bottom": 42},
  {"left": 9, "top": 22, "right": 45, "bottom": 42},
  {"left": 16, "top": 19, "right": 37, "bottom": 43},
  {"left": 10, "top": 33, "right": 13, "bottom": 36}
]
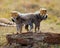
[{"left": 5, "top": 32, "right": 60, "bottom": 48}]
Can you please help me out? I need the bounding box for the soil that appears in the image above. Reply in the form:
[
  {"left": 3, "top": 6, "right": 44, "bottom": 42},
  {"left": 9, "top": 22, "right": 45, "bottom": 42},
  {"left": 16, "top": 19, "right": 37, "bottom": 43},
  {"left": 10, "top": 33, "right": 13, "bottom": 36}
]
[{"left": 5, "top": 32, "right": 60, "bottom": 48}]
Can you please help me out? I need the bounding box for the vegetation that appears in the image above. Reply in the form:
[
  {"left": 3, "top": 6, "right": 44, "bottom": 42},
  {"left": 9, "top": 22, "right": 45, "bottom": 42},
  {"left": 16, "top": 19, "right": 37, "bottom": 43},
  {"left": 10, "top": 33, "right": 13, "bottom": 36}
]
[
  {"left": 0, "top": 0, "right": 60, "bottom": 23},
  {"left": 0, "top": 0, "right": 60, "bottom": 48}
]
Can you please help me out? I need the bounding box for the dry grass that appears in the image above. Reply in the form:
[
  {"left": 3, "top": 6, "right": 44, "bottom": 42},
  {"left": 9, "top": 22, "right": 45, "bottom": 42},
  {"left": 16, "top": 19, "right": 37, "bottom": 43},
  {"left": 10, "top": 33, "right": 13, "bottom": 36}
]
[{"left": 0, "top": 0, "right": 60, "bottom": 48}]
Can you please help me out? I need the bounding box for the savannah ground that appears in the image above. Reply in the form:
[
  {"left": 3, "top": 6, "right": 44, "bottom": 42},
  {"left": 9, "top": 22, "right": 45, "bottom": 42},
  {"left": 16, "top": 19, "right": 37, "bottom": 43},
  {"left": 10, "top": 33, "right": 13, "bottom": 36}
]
[
  {"left": 0, "top": 0, "right": 60, "bottom": 48},
  {"left": 0, "top": 21, "right": 60, "bottom": 48}
]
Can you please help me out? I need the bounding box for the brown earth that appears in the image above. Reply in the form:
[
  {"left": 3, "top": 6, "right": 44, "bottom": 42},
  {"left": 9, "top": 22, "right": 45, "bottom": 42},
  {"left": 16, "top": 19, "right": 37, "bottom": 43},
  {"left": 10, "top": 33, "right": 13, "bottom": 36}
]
[{"left": 5, "top": 32, "right": 60, "bottom": 48}]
